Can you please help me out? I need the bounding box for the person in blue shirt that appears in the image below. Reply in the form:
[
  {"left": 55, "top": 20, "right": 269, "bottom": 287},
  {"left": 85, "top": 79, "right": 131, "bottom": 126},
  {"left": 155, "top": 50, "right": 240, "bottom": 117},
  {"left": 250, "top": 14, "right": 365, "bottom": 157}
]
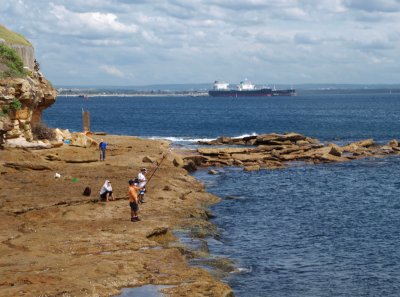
[{"left": 99, "top": 139, "right": 107, "bottom": 161}]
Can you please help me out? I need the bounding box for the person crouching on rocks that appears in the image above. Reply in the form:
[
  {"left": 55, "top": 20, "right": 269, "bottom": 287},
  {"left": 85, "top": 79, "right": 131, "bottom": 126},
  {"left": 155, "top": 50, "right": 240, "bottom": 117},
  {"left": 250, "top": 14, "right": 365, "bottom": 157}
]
[
  {"left": 128, "top": 179, "right": 141, "bottom": 222},
  {"left": 99, "top": 180, "right": 114, "bottom": 202}
]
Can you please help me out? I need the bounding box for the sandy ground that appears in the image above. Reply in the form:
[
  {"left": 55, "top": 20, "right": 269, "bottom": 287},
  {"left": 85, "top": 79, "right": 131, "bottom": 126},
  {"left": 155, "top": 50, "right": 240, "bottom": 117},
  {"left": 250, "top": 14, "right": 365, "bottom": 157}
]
[{"left": 0, "top": 135, "right": 234, "bottom": 297}]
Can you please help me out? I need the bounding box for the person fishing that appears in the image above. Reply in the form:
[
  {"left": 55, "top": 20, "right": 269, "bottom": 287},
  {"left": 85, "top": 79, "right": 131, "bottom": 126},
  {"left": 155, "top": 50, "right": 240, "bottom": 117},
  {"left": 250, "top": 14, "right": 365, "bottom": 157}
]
[
  {"left": 128, "top": 179, "right": 141, "bottom": 222},
  {"left": 137, "top": 168, "right": 147, "bottom": 203},
  {"left": 137, "top": 152, "right": 170, "bottom": 203},
  {"left": 99, "top": 180, "right": 114, "bottom": 202}
]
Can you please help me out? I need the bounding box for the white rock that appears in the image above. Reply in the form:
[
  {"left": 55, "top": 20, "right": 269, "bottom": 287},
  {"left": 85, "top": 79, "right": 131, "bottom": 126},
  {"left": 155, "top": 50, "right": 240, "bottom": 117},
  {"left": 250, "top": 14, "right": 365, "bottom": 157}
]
[{"left": 5, "top": 137, "right": 51, "bottom": 149}]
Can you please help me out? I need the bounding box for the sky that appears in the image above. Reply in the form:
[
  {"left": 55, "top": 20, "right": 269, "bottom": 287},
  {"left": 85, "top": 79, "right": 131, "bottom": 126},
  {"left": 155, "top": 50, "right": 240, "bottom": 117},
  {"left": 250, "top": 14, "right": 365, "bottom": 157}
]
[{"left": 1, "top": 0, "right": 400, "bottom": 86}]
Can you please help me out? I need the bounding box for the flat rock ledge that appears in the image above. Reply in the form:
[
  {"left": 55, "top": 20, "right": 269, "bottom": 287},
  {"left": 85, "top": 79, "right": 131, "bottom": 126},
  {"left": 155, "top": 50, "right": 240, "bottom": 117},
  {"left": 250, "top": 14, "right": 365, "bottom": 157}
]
[{"left": 186, "top": 132, "right": 400, "bottom": 171}]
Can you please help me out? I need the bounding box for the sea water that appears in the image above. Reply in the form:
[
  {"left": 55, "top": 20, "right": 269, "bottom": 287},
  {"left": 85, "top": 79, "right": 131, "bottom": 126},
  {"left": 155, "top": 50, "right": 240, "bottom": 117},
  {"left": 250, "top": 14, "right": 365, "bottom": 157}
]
[{"left": 43, "top": 92, "right": 400, "bottom": 296}]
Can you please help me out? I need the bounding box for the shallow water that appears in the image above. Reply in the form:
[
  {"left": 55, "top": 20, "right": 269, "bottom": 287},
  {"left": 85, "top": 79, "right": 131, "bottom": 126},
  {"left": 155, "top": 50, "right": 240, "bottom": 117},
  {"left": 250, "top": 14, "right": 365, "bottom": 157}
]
[
  {"left": 43, "top": 92, "right": 400, "bottom": 296},
  {"left": 115, "top": 285, "right": 171, "bottom": 297}
]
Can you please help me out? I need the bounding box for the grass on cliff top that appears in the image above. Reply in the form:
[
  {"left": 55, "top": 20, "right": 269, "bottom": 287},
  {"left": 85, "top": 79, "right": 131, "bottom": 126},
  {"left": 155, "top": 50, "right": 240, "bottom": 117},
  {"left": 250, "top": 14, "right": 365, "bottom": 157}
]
[
  {"left": 0, "top": 24, "right": 31, "bottom": 46},
  {"left": 0, "top": 44, "right": 26, "bottom": 78}
]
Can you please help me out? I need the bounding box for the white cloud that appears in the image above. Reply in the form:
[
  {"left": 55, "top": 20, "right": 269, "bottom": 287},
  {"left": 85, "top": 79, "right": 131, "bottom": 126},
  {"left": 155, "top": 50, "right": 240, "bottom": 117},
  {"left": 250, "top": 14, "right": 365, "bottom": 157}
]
[
  {"left": 0, "top": 0, "right": 399, "bottom": 85},
  {"left": 99, "top": 65, "right": 125, "bottom": 77},
  {"left": 50, "top": 4, "right": 138, "bottom": 35}
]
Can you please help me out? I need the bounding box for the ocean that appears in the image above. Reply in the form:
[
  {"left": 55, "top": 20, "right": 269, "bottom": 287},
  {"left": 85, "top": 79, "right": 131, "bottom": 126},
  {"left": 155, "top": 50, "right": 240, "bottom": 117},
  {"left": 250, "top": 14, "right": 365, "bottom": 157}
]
[{"left": 43, "top": 92, "right": 400, "bottom": 296}]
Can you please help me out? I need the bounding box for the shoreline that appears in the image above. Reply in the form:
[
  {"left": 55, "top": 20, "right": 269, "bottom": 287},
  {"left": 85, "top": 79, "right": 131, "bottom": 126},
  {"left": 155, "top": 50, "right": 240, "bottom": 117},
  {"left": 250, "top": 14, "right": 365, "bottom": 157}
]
[{"left": 0, "top": 134, "right": 233, "bottom": 296}]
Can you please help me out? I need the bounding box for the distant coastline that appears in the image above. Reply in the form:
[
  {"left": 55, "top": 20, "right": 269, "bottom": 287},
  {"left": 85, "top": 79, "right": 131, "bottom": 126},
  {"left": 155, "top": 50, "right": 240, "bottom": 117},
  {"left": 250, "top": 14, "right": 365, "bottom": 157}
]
[
  {"left": 60, "top": 92, "right": 209, "bottom": 97},
  {"left": 57, "top": 87, "right": 400, "bottom": 97}
]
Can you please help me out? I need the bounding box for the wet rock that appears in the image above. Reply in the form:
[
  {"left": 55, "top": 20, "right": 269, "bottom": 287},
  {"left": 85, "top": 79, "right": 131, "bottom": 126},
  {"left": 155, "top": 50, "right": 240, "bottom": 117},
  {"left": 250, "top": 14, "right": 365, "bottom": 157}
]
[
  {"left": 146, "top": 227, "right": 169, "bottom": 239},
  {"left": 319, "top": 153, "right": 349, "bottom": 163},
  {"left": 262, "top": 160, "right": 284, "bottom": 169},
  {"left": 230, "top": 152, "right": 266, "bottom": 162},
  {"left": 271, "top": 150, "right": 281, "bottom": 159},
  {"left": 279, "top": 153, "right": 300, "bottom": 161},
  {"left": 243, "top": 164, "right": 260, "bottom": 171},
  {"left": 208, "top": 169, "right": 218, "bottom": 175},
  {"left": 195, "top": 134, "right": 397, "bottom": 170},
  {"left": 381, "top": 145, "right": 394, "bottom": 152},
  {"left": 198, "top": 147, "right": 250, "bottom": 156},
  {"left": 306, "top": 137, "right": 320, "bottom": 144},
  {"left": 183, "top": 160, "right": 197, "bottom": 172},
  {"left": 225, "top": 195, "right": 240, "bottom": 200},
  {"left": 184, "top": 155, "right": 208, "bottom": 166},
  {"left": 232, "top": 159, "right": 243, "bottom": 166},
  {"left": 296, "top": 140, "right": 310, "bottom": 146},
  {"left": 388, "top": 139, "right": 398, "bottom": 148},
  {"left": 328, "top": 144, "right": 343, "bottom": 157},
  {"left": 205, "top": 210, "right": 216, "bottom": 219},
  {"left": 172, "top": 155, "right": 184, "bottom": 167}
]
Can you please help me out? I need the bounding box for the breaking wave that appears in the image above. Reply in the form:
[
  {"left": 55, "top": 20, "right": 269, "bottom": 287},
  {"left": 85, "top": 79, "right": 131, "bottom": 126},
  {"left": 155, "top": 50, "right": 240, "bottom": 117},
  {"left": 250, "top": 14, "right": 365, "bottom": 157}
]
[{"left": 146, "top": 132, "right": 258, "bottom": 144}]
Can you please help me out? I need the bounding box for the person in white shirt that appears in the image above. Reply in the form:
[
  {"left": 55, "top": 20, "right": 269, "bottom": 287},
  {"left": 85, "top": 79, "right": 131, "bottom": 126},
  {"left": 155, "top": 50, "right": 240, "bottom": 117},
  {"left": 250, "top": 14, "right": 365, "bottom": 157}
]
[
  {"left": 137, "top": 168, "right": 147, "bottom": 203},
  {"left": 99, "top": 180, "right": 114, "bottom": 202}
]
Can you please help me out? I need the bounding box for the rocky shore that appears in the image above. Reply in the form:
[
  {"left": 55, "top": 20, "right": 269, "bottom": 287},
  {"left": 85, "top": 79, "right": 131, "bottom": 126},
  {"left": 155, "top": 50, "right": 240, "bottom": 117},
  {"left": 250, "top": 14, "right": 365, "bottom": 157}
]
[
  {"left": 186, "top": 132, "right": 400, "bottom": 171},
  {"left": 0, "top": 135, "right": 234, "bottom": 297},
  {"left": 1, "top": 25, "right": 235, "bottom": 297}
]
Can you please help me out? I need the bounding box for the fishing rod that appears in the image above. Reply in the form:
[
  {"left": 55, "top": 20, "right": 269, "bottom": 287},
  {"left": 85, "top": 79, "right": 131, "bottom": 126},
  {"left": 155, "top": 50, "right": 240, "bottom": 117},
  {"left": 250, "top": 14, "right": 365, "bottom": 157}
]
[{"left": 145, "top": 150, "right": 171, "bottom": 187}]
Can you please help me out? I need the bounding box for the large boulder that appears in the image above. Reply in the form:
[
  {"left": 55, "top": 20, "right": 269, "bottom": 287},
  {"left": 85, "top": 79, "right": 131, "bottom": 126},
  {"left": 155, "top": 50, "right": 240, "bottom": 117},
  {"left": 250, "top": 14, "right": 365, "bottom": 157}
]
[
  {"left": 69, "top": 133, "right": 98, "bottom": 148},
  {"left": 54, "top": 128, "right": 71, "bottom": 142}
]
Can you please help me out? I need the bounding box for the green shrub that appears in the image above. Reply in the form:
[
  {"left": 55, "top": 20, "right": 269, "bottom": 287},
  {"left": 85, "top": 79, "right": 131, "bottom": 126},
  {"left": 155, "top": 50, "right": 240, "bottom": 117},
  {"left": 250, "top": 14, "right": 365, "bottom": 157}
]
[
  {"left": 1, "top": 106, "right": 9, "bottom": 115},
  {"left": 32, "top": 122, "right": 56, "bottom": 141},
  {"left": 10, "top": 99, "right": 22, "bottom": 110},
  {"left": 0, "top": 44, "right": 26, "bottom": 78}
]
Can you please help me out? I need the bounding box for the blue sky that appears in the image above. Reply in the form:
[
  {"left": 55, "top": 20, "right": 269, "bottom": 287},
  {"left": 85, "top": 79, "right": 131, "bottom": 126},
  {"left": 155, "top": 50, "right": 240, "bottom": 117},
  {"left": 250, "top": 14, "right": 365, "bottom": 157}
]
[{"left": 1, "top": 0, "right": 400, "bottom": 86}]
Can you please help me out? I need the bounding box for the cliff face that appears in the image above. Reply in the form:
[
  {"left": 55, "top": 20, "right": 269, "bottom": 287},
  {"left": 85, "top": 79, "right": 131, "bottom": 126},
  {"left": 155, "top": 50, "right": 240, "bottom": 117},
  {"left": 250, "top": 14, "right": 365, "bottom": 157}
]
[
  {"left": 6, "top": 43, "right": 35, "bottom": 70},
  {"left": 0, "top": 73, "right": 57, "bottom": 147},
  {"left": 0, "top": 24, "right": 34, "bottom": 70},
  {"left": 0, "top": 25, "right": 57, "bottom": 148}
]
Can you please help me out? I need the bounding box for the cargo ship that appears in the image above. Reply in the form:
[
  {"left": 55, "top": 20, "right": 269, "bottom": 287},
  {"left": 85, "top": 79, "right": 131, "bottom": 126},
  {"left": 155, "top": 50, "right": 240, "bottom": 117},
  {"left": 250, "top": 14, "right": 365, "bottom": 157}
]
[{"left": 208, "top": 79, "right": 296, "bottom": 97}]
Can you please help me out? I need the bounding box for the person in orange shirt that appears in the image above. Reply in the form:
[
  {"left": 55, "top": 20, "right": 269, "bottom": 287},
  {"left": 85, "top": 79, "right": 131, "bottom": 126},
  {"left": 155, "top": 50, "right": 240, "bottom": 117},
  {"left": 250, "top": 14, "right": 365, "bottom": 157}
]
[{"left": 128, "top": 179, "right": 141, "bottom": 222}]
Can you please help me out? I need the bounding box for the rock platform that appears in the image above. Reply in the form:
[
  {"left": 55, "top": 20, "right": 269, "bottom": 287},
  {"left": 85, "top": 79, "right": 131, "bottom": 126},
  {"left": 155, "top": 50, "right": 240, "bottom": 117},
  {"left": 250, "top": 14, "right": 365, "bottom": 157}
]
[{"left": 186, "top": 133, "right": 400, "bottom": 171}]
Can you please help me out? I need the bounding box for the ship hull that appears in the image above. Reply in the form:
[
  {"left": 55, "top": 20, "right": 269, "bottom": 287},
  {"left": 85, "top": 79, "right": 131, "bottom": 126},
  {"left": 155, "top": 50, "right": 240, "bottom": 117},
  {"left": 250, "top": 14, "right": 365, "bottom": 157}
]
[{"left": 208, "top": 88, "right": 296, "bottom": 97}]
